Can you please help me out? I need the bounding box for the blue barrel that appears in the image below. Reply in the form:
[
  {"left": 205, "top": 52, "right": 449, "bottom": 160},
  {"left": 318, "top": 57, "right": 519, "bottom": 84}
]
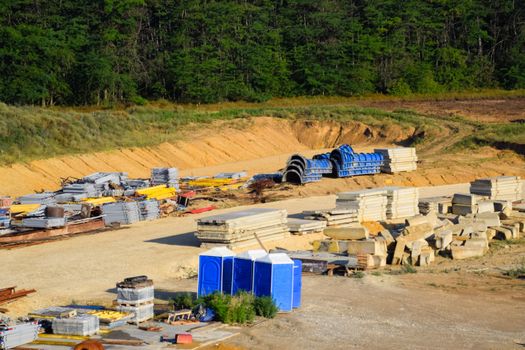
[
  {"left": 292, "top": 260, "right": 302, "bottom": 308},
  {"left": 198, "top": 247, "right": 235, "bottom": 297}
]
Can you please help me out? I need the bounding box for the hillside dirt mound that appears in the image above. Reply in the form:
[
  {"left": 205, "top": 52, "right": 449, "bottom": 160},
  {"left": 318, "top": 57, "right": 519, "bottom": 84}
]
[{"left": 0, "top": 115, "right": 522, "bottom": 197}]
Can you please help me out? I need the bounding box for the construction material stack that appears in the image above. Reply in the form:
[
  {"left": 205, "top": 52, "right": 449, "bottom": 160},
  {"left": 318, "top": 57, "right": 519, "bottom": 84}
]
[
  {"left": 60, "top": 183, "right": 98, "bottom": 201},
  {"left": 52, "top": 313, "right": 99, "bottom": 336},
  {"left": 336, "top": 189, "right": 388, "bottom": 222},
  {"left": 102, "top": 202, "right": 141, "bottom": 225},
  {"left": 418, "top": 196, "right": 453, "bottom": 215},
  {"left": 151, "top": 168, "right": 179, "bottom": 190},
  {"left": 282, "top": 154, "right": 332, "bottom": 184},
  {"left": 195, "top": 208, "right": 289, "bottom": 249},
  {"left": 302, "top": 208, "right": 359, "bottom": 227},
  {"left": 286, "top": 218, "right": 326, "bottom": 235},
  {"left": 0, "top": 321, "right": 39, "bottom": 349},
  {"left": 116, "top": 276, "right": 154, "bottom": 324},
  {"left": 138, "top": 200, "right": 160, "bottom": 221},
  {"left": 470, "top": 176, "right": 522, "bottom": 202},
  {"left": 330, "top": 145, "right": 384, "bottom": 177},
  {"left": 384, "top": 187, "right": 419, "bottom": 219},
  {"left": 374, "top": 148, "right": 417, "bottom": 173},
  {"left": 82, "top": 172, "right": 128, "bottom": 196}
]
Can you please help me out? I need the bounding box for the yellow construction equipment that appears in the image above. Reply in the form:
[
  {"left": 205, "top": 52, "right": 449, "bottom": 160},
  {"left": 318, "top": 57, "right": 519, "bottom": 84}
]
[{"left": 82, "top": 197, "right": 116, "bottom": 206}]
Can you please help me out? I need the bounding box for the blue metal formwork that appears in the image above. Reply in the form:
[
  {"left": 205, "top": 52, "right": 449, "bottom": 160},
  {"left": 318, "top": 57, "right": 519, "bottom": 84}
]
[
  {"left": 292, "top": 260, "right": 302, "bottom": 308},
  {"left": 232, "top": 249, "right": 267, "bottom": 295},
  {"left": 330, "top": 144, "right": 384, "bottom": 177},
  {"left": 253, "top": 253, "right": 294, "bottom": 312},
  {"left": 198, "top": 247, "right": 235, "bottom": 297},
  {"left": 283, "top": 154, "right": 333, "bottom": 184}
]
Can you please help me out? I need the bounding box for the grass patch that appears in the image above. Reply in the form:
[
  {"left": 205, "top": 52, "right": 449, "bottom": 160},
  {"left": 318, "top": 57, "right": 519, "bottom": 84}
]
[
  {"left": 504, "top": 260, "right": 525, "bottom": 279},
  {"left": 371, "top": 271, "right": 382, "bottom": 277},
  {"left": 352, "top": 271, "right": 366, "bottom": 278},
  {"left": 388, "top": 264, "right": 418, "bottom": 275}
]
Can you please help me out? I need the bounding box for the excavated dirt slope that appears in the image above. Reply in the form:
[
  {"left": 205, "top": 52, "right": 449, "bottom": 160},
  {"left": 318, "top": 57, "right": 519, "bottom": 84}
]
[{"left": 0, "top": 117, "right": 417, "bottom": 196}]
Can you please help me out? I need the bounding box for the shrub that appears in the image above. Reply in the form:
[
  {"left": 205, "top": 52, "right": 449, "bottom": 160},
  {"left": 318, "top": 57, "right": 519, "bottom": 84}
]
[
  {"left": 171, "top": 292, "right": 195, "bottom": 310},
  {"left": 254, "top": 296, "right": 278, "bottom": 318},
  {"left": 202, "top": 291, "right": 256, "bottom": 324}
]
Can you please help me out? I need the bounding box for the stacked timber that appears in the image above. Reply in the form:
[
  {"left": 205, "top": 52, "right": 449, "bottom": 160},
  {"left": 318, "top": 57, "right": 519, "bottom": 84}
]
[
  {"left": 470, "top": 176, "right": 522, "bottom": 202},
  {"left": 102, "top": 202, "right": 141, "bottom": 225},
  {"left": 287, "top": 218, "right": 326, "bottom": 235},
  {"left": 195, "top": 208, "right": 289, "bottom": 249},
  {"left": 375, "top": 147, "right": 417, "bottom": 173},
  {"left": 302, "top": 208, "right": 359, "bottom": 227},
  {"left": 383, "top": 187, "right": 419, "bottom": 219},
  {"left": 336, "top": 189, "right": 388, "bottom": 222}
]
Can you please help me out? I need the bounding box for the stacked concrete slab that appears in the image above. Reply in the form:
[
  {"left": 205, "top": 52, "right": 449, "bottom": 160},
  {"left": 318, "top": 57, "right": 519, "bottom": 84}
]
[
  {"left": 452, "top": 194, "right": 483, "bottom": 215},
  {"left": 375, "top": 147, "right": 417, "bottom": 173},
  {"left": 470, "top": 176, "right": 522, "bottom": 201},
  {"left": 383, "top": 187, "right": 419, "bottom": 219},
  {"left": 303, "top": 208, "right": 359, "bottom": 227},
  {"left": 287, "top": 218, "right": 326, "bottom": 235},
  {"left": 419, "top": 196, "right": 453, "bottom": 215},
  {"left": 195, "top": 208, "right": 290, "bottom": 249},
  {"left": 116, "top": 276, "right": 154, "bottom": 325},
  {"left": 336, "top": 189, "right": 388, "bottom": 221}
]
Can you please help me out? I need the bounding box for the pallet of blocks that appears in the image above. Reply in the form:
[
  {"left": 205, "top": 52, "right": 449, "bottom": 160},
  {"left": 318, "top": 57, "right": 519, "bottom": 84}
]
[
  {"left": 195, "top": 208, "right": 290, "bottom": 249},
  {"left": 287, "top": 218, "right": 326, "bottom": 235},
  {"left": 336, "top": 189, "right": 388, "bottom": 222},
  {"left": 115, "top": 276, "right": 154, "bottom": 324},
  {"left": 470, "top": 176, "right": 522, "bottom": 202},
  {"left": 374, "top": 147, "right": 417, "bottom": 173},
  {"left": 383, "top": 187, "right": 419, "bottom": 219},
  {"left": 302, "top": 208, "right": 359, "bottom": 227}
]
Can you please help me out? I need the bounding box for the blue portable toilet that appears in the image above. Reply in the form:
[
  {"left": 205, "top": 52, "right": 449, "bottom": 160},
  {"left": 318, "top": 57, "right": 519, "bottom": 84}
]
[
  {"left": 232, "top": 249, "right": 267, "bottom": 295},
  {"left": 292, "top": 260, "right": 302, "bottom": 308},
  {"left": 253, "top": 253, "right": 294, "bottom": 312},
  {"left": 198, "top": 247, "right": 235, "bottom": 297}
]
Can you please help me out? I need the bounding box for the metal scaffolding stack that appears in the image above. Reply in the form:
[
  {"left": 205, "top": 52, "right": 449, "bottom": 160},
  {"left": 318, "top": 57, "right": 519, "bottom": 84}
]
[
  {"left": 151, "top": 168, "right": 179, "bottom": 189},
  {"left": 336, "top": 189, "right": 388, "bottom": 222},
  {"left": 195, "top": 208, "right": 290, "bottom": 249},
  {"left": 138, "top": 200, "right": 160, "bottom": 221},
  {"left": 375, "top": 147, "right": 418, "bottom": 173},
  {"left": 470, "top": 176, "right": 522, "bottom": 202},
  {"left": 102, "top": 202, "right": 141, "bottom": 225}
]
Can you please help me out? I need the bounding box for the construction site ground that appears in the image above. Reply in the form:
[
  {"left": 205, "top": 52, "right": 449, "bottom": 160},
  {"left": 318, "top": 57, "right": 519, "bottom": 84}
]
[{"left": 3, "top": 183, "right": 525, "bottom": 349}]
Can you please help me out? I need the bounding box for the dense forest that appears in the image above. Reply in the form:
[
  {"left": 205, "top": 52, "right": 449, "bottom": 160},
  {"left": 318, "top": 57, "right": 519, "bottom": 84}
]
[{"left": 0, "top": 0, "right": 524, "bottom": 105}]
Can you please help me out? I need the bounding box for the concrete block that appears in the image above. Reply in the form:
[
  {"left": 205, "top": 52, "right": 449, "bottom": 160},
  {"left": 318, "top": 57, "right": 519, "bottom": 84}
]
[
  {"left": 486, "top": 228, "right": 497, "bottom": 240},
  {"left": 451, "top": 245, "right": 485, "bottom": 260},
  {"left": 419, "top": 248, "right": 435, "bottom": 266},
  {"left": 452, "top": 204, "right": 476, "bottom": 216},
  {"left": 392, "top": 237, "right": 406, "bottom": 265},
  {"left": 501, "top": 225, "right": 519, "bottom": 239},
  {"left": 453, "top": 193, "right": 480, "bottom": 206},
  {"left": 379, "top": 229, "right": 395, "bottom": 245},
  {"left": 459, "top": 225, "right": 473, "bottom": 237},
  {"left": 475, "top": 212, "right": 501, "bottom": 227},
  {"left": 402, "top": 223, "right": 434, "bottom": 242},
  {"left": 347, "top": 239, "right": 387, "bottom": 256},
  {"left": 464, "top": 238, "right": 489, "bottom": 252},
  {"left": 477, "top": 200, "right": 494, "bottom": 214},
  {"left": 405, "top": 215, "right": 430, "bottom": 227},
  {"left": 493, "top": 226, "right": 512, "bottom": 240},
  {"left": 324, "top": 226, "right": 369, "bottom": 240},
  {"left": 366, "top": 254, "right": 387, "bottom": 268},
  {"left": 435, "top": 229, "right": 453, "bottom": 250}
]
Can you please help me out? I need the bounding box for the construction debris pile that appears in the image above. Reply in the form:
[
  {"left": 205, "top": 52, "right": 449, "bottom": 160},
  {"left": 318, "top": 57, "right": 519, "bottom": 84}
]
[
  {"left": 195, "top": 208, "right": 290, "bottom": 249},
  {"left": 375, "top": 147, "right": 418, "bottom": 173},
  {"left": 470, "top": 176, "right": 522, "bottom": 201}
]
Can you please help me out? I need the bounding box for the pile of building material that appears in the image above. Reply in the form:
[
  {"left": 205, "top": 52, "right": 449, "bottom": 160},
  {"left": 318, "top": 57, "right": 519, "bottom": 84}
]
[
  {"left": 374, "top": 147, "right": 417, "bottom": 173},
  {"left": 116, "top": 276, "right": 154, "bottom": 324},
  {"left": 60, "top": 183, "right": 98, "bottom": 201},
  {"left": 151, "top": 168, "right": 179, "bottom": 189},
  {"left": 17, "top": 192, "right": 56, "bottom": 205},
  {"left": 102, "top": 202, "right": 141, "bottom": 225},
  {"left": 82, "top": 172, "right": 128, "bottom": 195},
  {"left": 19, "top": 217, "right": 66, "bottom": 228},
  {"left": 311, "top": 225, "right": 388, "bottom": 269},
  {"left": 287, "top": 218, "right": 326, "bottom": 235},
  {"left": 52, "top": 314, "right": 99, "bottom": 336},
  {"left": 330, "top": 145, "right": 384, "bottom": 177},
  {"left": 302, "top": 208, "right": 359, "bottom": 227},
  {"left": 282, "top": 154, "right": 333, "bottom": 184},
  {"left": 451, "top": 194, "right": 483, "bottom": 216},
  {"left": 336, "top": 189, "right": 388, "bottom": 221},
  {"left": 384, "top": 187, "right": 419, "bottom": 219},
  {"left": 418, "top": 196, "right": 453, "bottom": 215},
  {"left": 88, "top": 310, "right": 134, "bottom": 329},
  {"left": 391, "top": 214, "right": 437, "bottom": 266},
  {"left": 138, "top": 200, "right": 160, "bottom": 221},
  {"left": 470, "top": 176, "right": 522, "bottom": 201},
  {"left": 0, "top": 321, "right": 39, "bottom": 349},
  {"left": 195, "top": 208, "right": 289, "bottom": 249},
  {"left": 214, "top": 172, "right": 248, "bottom": 180}
]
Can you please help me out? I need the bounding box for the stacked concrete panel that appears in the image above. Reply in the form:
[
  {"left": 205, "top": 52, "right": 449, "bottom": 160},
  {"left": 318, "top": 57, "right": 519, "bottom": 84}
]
[
  {"left": 418, "top": 196, "right": 453, "bottom": 215},
  {"left": 470, "top": 176, "right": 522, "bottom": 201},
  {"left": 195, "top": 208, "right": 289, "bottom": 249},
  {"left": 384, "top": 187, "right": 419, "bottom": 219},
  {"left": 375, "top": 147, "right": 418, "bottom": 173},
  {"left": 336, "top": 189, "right": 388, "bottom": 221},
  {"left": 287, "top": 218, "right": 327, "bottom": 235},
  {"left": 303, "top": 208, "right": 359, "bottom": 227}
]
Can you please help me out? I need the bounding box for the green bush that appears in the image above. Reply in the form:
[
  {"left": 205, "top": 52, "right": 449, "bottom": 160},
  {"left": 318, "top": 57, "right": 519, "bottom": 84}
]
[
  {"left": 202, "top": 291, "right": 256, "bottom": 324},
  {"left": 170, "top": 292, "right": 196, "bottom": 310},
  {"left": 254, "top": 296, "right": 278, "bottom": 318}
]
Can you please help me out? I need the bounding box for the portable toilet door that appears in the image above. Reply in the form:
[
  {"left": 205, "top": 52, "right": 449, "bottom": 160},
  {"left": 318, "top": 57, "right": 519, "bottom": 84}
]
[
  {"left": 253, "top": 253, "right": 294, "bottom": 312},
  {"left": 198, "top": 247, "right": 235, "bottom": 297},
  {"left": 232, "top": 249, "right": 267, "bottom": 295},
  {"left": 292, "top": 259, "right": 302, "bottom": 308}
]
